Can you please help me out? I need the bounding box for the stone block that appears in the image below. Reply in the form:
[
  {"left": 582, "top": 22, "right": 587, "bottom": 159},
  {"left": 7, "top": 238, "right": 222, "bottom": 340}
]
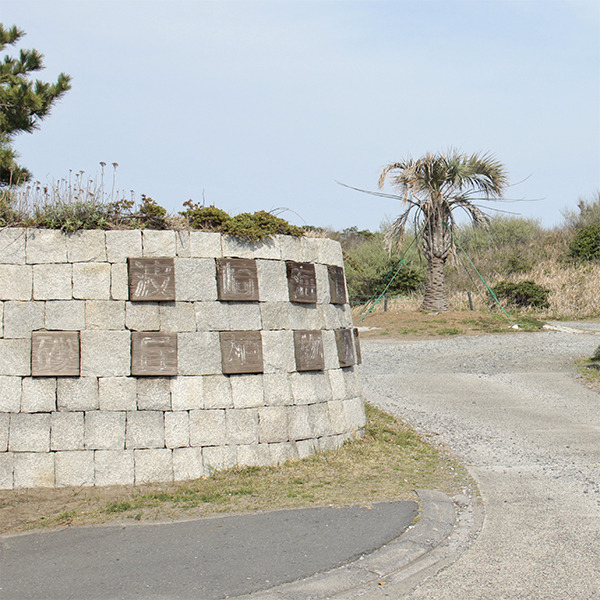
[
  {"left": 337, "top": 304, "right": 354, "bottom": 328},
  {"left": 142, "top": 230, "right": 176, "bottom": 257},
  {"left": 230, "top": 374, "right": 264, "bottom": 408},
  {"left": 269, "top": 442, "right": 298, "bottom": 464},
  {"left": 322, "top": 329, "right": 339, "bottom": 370},
  {"left": 202, "top": 445, "right": 236, "bottom": 474},
  {"left": 290, "top": 371, "right": 318, "bottom": 405},
  {"left": 262, "top": 330, "right": 295, "bottom": 373},
  {"left": 260, "top": 302, "right": 291, "bottom": 330},
  {"left": 258, "top": 406, "right": 289, "bottom": 443},
  {"left": 0, "top": 227, "right": 26, "bottom": 263},
  {"left": 315, "top": 264, "right": 331, "bottom": 304},
  {"left": 0, "top": 453, "right": 13, "bottom": 489},
  {"left": 45, "top": 300, "right": 85, "bottom": 330},
  {"left": 51, "top": 411, "right": 84, "bottom": 450},
  {"left": 189, "top": 231, "right": 222, "bottom": 258},
  {"left": 126, "top": 411, "right": 165, "bottom": 449},
  {"left": 318, "top": 435, "right": 342, "bottom": 452},
  {"left": 171, "top": 376, "right": 203, "bottom": 410},
  {"left": 125, "top": 301, "right": 160, "bottom": 331},
  {"left": 222, "top": 235, "right": 281, "bottom": 260},
  {"left": 21, "top": 378, "right": 56, "bottom": 412},
  {"left": 33, "top": 263, "right": 72, "bottom": 300},
  {"left": 295, "top": 438, "right": 317, "bottom": 459},
  {"left": 262, "top": 373, "right": 293, "bottom": 406},
  {"left": 57, "top": 377, "right": 99, "bottom": 411},
  {"left": 160, "top": 302, "right": 196, "bottom": 331},
  {"left": 13, "top": 452, "right": 54, "bottom": 488},
  {"left": 165, "top": 411, "right": 190, "bottom": 448},
  {"left": 178, "top": 331, "right": 221, "bottom": 375},
  {"left": 73, "top": 262, "right": 111, "bottom": 299},
  {"left": 0, "top": 376, "right": 21, "bottom": 412},
  {"left": 227, "top": 303, "right": 262, "bottom": 330},
  {"left": 85, "top": 411, "right": 126, "bottom": 450},
  {"left": 81, "top": 330, "right": 130, "bottom": 377},
  {"left": 0, "top": 265, "right": 32, "bottom": 300},
  {"left": 0, "top": 301, "right": 2, "bottom": 336},
  {"left": 300, "top": 238, "right": 320, "bottom": 263},
  {"left": 322, "top": 304, "right": 341, "bottom": 330},
  {"left": 175, "top": 258, "right": 217, "bottom": 301},
  {"left": 328, "top": 369, "right": 346, "bottom": 400},
  {"left": 2, "top": 301, "right": 44, "bottom": 337},
  {"left": 202, "top": 375, "right": 232, "bottom": 409},
  {"left": 317, "top": 238, "right": 344, "bottom": 267},
  {"left": 328, "top": 400, "right": 348, "bottom": 435},
  {"left": 9, "top": 413, "right": 50, "bottom": 452},
  {"left": 308, "top": 402, "right": 333, "bottom": 437},
  {"left": 345, "top": 397, "right": 366, "bottom": 429},
  {"left": 85, "top": 300, "right": 125, "bottom": 329},
  {"left": 94, "top": 450, "right": 135, "bottom": 486},
  {"left": 66, "top": 230, "right": 107, "bottom": 262},
  {"left": 106, "top": 230, "right": 142, "bottom": 263},
  {"left": 134, "top": 448, "right": 173, "bottom": 484},
  {"left": 0, "top": 413, "right": 8, "bottom": 451},
  {"left": 26, "top": 229, "right": 67, "bottom": 263},
  {"left": 256, "top": 259, "right": 288, "bottom": 302},
  {"left": 0, "top": 339, "right": 30, "bottom": 376},
  {"left": 288, "top": 405, "right": 312, "bottom": 440},
  {"left": 194, "top": 301, "right": 229, "bottom": 331},
  {"left": 277, "top": 235, "right": 303, "bottom": 261},
  {"left": 137, "top": 378, "right": 172, "bottom": 410},
  {"left": 343, "top": 367, "right": 362, "bottom": 396},
  {"left": 312, "top": 371, "right": 333, "bottom": 402},
  {"left": 175, "top": 230, "right": 190, "bottom": 257},
  {"left": 111, "top": 263, "right": 129, "bottom": 300},
  {"left": 237, "top": 444, "right": 272, "bottom": 467},
  {"left": 289, "top": 304, "right": 309, "bottom": 330},
  {"left": 226, "top": 408, "right": 258, "bottom": 444},
  {"left": 173, "top": 447, "right": 205, "bottom": 480},
  {"left": 189, "top": 409, "right": 226, "bottom": 446},
  {"left": 98, "top": 377, "right": 137, "bottom": 411},
  {"left": 55, "top": 451, "right": 94, "bottom": 487}
]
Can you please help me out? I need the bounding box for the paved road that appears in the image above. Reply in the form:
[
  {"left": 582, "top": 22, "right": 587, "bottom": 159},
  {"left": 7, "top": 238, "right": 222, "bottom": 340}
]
[{"left": 360, "top": 329, "right": 600, "bottom": 599}]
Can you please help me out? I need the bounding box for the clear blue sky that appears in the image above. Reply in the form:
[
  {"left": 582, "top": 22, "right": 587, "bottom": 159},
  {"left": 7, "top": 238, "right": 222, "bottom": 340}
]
[{"left": 3, "top": 0, "right": 599, "bottom": 231}]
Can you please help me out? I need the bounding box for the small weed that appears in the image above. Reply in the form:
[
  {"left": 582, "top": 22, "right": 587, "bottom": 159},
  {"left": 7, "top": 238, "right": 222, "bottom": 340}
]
[
  {"left": 437, "top": 327, "right": 461, "bottom": 336},
  {"left": 103, "top": 500, "right": 133, "bottom": 514}
]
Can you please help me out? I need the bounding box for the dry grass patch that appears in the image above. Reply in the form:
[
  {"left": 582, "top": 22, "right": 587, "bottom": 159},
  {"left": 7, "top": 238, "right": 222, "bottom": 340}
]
[{"left": 0, "top": 404, "right": 472, "bottom": 535}]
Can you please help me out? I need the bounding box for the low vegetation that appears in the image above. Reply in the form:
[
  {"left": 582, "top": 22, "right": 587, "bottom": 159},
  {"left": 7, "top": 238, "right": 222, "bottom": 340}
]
[
  {"left": 577, "top": 344, "right": 600, "bottom": 392},
  {"left": 0, "top": 404, "right": 473, "bottom": 534}
]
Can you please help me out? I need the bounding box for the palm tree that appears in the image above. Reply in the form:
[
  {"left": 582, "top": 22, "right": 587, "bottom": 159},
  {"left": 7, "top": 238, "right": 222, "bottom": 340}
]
[{"left": 378, "top": 150, "right": 508, "bottom": 312}]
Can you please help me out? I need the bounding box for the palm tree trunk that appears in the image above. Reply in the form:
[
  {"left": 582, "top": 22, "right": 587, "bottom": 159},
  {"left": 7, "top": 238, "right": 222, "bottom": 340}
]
[{"left": 421, "top": 256, "right": 449, "bottom": 312}]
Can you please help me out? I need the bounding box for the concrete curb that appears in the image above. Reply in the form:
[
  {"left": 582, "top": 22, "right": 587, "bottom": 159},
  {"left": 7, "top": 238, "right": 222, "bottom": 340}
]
[{"left": 235, "top": 489, "right": 471, "bottom": 600}]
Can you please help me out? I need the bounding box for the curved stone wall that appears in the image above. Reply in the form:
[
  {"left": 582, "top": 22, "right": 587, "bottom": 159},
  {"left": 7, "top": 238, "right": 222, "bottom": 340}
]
[{"left": 0, "top": 228, "right": 365, "bottom": 489}]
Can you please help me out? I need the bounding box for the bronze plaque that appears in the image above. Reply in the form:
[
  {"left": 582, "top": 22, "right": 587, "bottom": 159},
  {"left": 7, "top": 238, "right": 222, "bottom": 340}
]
[
  {"left": 294, "top": 330, "right": 325, "bottom": 371},
  {"left": 220, "top": 331, "right": 264, "bottom": 374},
  {"left": 32, "top": 331, "right": 80, "bottom": 377},
  {"left": 287, "top": 262, "right": 317, "bottom": 304},
  {"left": 128, "top": 258, "right": 175, "bottom": 301},
  {"left": 353, "top": 328, "right": 362, "bottom": 365},
  {"left": 131, "top": 332, "right": 178, "bottom": 376},
  {"left": 335, "top": 328, "right": 356, "bottom": 368},
  {"left": 217, "top": 258, "right": 259, "bottom": 302},
  {"left": 328, "top": 265, "right": 347, "bottom": 304}
]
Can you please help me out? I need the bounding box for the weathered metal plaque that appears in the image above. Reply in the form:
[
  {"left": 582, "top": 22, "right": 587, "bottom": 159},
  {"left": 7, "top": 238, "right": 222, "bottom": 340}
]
[
  {"left": 294, "top": 330, "right": 325, "bottom": 371},
  {"left": 220, "top": 331, "right": 264, "bottom": 374},
  {"left": 128, "top": 258, "right": 175, "bottom": 301},
  {"left": 131, "top": 332, "right": 178, "bottom": 376},
  {"left": 216, "top": 258, "right": 259, "bottom": 302},
  {"left": 335, "top": 328, "right": 356, "bottom": 368},
  {"left": 328, "top": 265, "right": 347, "bottom": 305},
  {"left": 31, "top": 331, "right": 80, "bottom": 377},
  {"left": 287, "top": 261, "right": 317, "bottom": 304},
  {"left": 353, "top": 328, "right": 362, "bottom": 365}
]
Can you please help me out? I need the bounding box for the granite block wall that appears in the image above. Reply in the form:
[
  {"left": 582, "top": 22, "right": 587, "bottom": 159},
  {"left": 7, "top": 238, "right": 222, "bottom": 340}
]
[{"left": 0, "top": 228, "right": 365, "bottom": 489}]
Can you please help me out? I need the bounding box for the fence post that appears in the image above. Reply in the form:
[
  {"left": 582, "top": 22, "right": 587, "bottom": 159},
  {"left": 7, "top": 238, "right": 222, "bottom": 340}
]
[
  {"left": 467, "top": 291, "right": 474, "bottom": 311},
  {"left": 383, "top": 294, "right": 388, "bottom": 312}
]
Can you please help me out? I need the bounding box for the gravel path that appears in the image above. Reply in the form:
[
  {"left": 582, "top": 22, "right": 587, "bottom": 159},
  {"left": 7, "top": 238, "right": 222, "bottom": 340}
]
[{"left": 361, "top": 329, "right": 600, "bottom": 599}]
